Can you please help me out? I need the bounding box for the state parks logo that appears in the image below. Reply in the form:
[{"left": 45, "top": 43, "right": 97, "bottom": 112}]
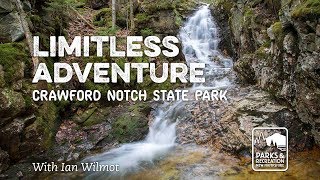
[{"left": 252, "top": 127, "right": 288, "bottom": 171}]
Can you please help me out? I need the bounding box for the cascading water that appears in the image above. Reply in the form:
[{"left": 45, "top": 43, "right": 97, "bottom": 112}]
[
  {"left": 179, "top": 5, "right": 233, "bottom": 89},
  {"left": 83, "top": 5, "right": 233, "bottom": 179}
]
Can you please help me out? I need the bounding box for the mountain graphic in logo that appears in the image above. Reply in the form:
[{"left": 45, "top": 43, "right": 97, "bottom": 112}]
[
  {"left": 254, "top": 132, "right": 287, "bottom": 151},
  {"left": 265, "top": 133, "right": 286, "bottom": 151}
]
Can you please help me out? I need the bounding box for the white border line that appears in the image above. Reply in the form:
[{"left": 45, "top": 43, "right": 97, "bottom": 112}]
[{"left": 252, "top": 127, "right": 289, "bottom": 171}]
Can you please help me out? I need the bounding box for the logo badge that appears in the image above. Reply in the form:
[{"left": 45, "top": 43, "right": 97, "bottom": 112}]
[{"left": 252, "top": 127, "right": 288, "bottom": 171}]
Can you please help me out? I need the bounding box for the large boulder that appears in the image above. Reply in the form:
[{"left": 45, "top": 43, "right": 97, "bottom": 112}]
[
  {"left": 0, "top": 12, "right": 24, "bottom": 43},
  {"left": 177, "top": 87, "right": 314, "bottom": 154},
  {"left": 0, "top": 89, "right": 26, "bottom": 122},
  {"left": 0, "top": 43, "right": 28, "bottom": 84},
  {"left": 0, "top": 0, "right": 32, "bottom": 43}
]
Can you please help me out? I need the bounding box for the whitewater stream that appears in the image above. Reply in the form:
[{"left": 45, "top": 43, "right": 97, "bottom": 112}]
[{"left": 83, "top": 5, "right": 233, "bottom": 179}]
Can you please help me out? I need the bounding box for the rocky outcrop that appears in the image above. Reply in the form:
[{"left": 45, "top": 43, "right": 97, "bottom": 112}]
[
  {"left": 0, "top": 0, "right": 32, "bottom": 43},
  {"left": 52, "top": 102, "right": 151, "bottom": 162},
  {"left": 0, "top": 43, "right": 60, "bottom": 173},
  {"left": 177, "top": 87, "right": 314, "bottom": 154},
  {"left": 211, "top": 0, "right": 320, "bottom": 144}
]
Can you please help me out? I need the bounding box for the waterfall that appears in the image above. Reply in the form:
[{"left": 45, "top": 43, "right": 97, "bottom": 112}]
[{"left": 83, "top": 5, "right": 232, "bottom": 178}]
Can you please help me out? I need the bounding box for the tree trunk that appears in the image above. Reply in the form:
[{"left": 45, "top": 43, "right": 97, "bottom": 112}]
[
  {"left": 112, "top": 0, "right": 116, "bottom": 28},
  {"left": 129, "top": 0, "right": 134, "bottom": 30},
  {"left": 14, "top": 0, "right": 39, "bottom": 75}
]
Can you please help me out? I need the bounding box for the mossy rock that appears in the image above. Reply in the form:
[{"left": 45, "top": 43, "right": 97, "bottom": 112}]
[
  {"left": 34, "top": 102, "right": 59, "bottom": 148},
  {"left": 234, "top": 54, "right": 257, "bottom": 84},
  {"left": 140, "top": 0, "right": 174, "bottom": 13},
  {"left": 292, "top": 0, "right": 320, "bottom": 18},
  {"left": 269, "top": 21, "right": 284, "bottom": 47},
  {"left": 0, "top": 88, "right": 26, "bottom": 120},
  {"left": 128, "top": 102, "right": 152, "bottom": 115},
  {"left": 174, "top": 9, "right": 183, "bottom": 26},
  {"left": 213, "top": 0, "right": 235, "bottom": 12},
  {"left": 271, "top": 22, "right": 283, "bottom": 37},
  {"left": 84, "top": 80, "right": 110, "bottom": 97},
  {"left": 111, "top": 102, "right": 151, "bottom": 143},
  {"left": 174, "top": 0, "right": 197, "bottom": 13},
  {"left": 82, "top": 107, "right": 112, "bottom": 126},
  {"left": 243, "top": 8, "right": 254, "bottom": 27},
  {"left": 0, "top": 65, "right": 5, "bottom": 88},
  {"left": 140, "top": 28, "right": 154, "bottom": 37},
  {"left": 73, "top": 107, "right": 97, "bottom": 124},
  {"left": 111, "top": 112, "right": 149, "bottom": 143},
  {"left": 0, "top": 43, "right": 29, "bottom": 84},
  {"left": 96, "top": 27, "right": 119, "bottom": 36},
  {"left": 135, "top": 13, "right": 150, "bottom": 23},
  {"left": 93, "top": 8, "right": 112, "bottom": 27}
]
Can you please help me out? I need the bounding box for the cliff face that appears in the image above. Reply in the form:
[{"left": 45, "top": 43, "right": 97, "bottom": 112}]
[{"left": 211, "top": 0, "right": 320, "bottom": 144}]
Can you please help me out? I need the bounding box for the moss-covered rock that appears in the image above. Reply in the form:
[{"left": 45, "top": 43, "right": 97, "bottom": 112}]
[
  {"left": 73, "top": 106, "right": 97, "bottom": 124},
  {"left": 135, "top": 0, "right": 196, "bottom": 36},
  {"left": 140, "top": 28, "right": 154, "bottom": 37},
  {"left": 234, "top": 54, "right": 256, "bottom": 84},
  {"left": 0, "top": 89, "right": 25, "bottom": 121},
  {"left": 136, "top": 10, "right": 179, "bottom": 35},
  {"left": 0, "top": 65, "right": 5, "bottom": 88},
  {"left": 111, "top": 102, "right": 151, "bottom": 143},
  {"left": 269, "top": 21, "right": 284, "bottom": 47},
  {"left": 34, "top": 102, "right": 59, "bottom": 148},
  {"left": 292, "top": 0, "right": 320, "bottom": 18},
  {"left": 93, "top": 8, "right": 112, "bottom": 27},
  {"left": 212, "top": 0, "right": 235, "bottom": 12},
  {"left": 82, "top": 107, "right": 112, "bottom": 126},
  {"left": 140, "top": 0, "right": 174, "bottom": 13},
  {"left": 84, "top": 80, "right": 111, "bottom": 97},
  {"left": 135, "top": 13, "right": 150, "bottom": 23},
  {"left": 0, "top": 43, "right": 28, "bottom": 84}
]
